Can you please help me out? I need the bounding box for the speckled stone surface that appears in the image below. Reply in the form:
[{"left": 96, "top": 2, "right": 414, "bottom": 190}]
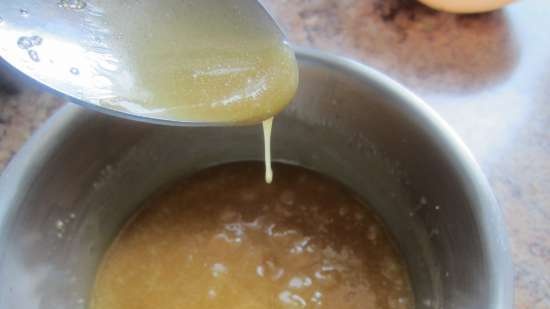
[{"left": 0, "top": 0, "right": 548, "bottom": 308}]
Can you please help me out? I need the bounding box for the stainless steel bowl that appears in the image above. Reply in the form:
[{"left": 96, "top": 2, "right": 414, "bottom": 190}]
[{"left": 0, "top": 48, "right": 512, "bottom": 309}]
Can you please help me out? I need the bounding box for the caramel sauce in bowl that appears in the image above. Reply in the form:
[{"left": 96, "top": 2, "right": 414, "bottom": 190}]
[
  {"left": 0, "top": 48, "right": 512, "bottom": 309},
  {"left": 90, "top": 163, "right": 414, "bottom": 309}
]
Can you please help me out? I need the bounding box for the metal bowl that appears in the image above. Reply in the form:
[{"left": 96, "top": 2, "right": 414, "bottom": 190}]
[{"left": 0, "top": 48, "right": 512, "bottom": 309}]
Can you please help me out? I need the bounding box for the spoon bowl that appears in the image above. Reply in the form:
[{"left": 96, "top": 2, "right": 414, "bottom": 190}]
[{"left": 0, "top": 0, "right": 289, "bottom": 126}]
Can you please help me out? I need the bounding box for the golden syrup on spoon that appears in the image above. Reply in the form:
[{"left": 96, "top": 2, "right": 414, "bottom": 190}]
[{"left": 91, "top": 0, "right": 298, "bottom": 182}]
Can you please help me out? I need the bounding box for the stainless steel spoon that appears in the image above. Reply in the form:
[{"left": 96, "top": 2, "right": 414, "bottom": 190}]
[{"left": 0, "top": 0, "right": 285, "bottom": 126}]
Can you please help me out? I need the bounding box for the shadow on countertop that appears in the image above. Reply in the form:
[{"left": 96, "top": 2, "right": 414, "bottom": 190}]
[
  {"left": 266, "top": 0, "right": 520, "bottom": 94},
  {"left": 0, "top": 58, "right": 21, "bottom": 96}
]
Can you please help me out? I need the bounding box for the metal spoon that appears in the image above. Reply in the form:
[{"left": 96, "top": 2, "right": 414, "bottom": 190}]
[{"left": 0, "top": 0, "right": 286, "bottom": 126}]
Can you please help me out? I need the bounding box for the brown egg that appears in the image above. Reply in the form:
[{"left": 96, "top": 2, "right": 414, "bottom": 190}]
[{"left": 418, "top": 0, "right": 515, "bottom": 13}]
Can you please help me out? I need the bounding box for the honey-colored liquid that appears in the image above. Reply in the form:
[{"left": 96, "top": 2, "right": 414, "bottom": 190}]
[
  {"left": 262, "top": 117, "right": 274, "bottom": 183},
  {"left": 92, "top": 0, "right": 298, "bottom": 124},
  {"left": 89, "top": 0, "right": 298, "bottom": 182},
  {"left": 90, "top": 163, "right": 414, "bottom": 309}
]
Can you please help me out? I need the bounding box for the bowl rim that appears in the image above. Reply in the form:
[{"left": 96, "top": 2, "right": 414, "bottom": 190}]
[{"left": 0, "top": 46, "right": 513, "bottom": 309}]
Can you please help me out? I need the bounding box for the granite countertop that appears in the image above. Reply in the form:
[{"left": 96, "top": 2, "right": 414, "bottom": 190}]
[{"left": 0, "top": 0, "right": 548, "bottom": 308}]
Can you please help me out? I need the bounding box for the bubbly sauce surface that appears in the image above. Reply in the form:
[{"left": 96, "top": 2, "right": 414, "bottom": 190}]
[{"left": 90, "top": 162, "right": 414, "bottom": 309}]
